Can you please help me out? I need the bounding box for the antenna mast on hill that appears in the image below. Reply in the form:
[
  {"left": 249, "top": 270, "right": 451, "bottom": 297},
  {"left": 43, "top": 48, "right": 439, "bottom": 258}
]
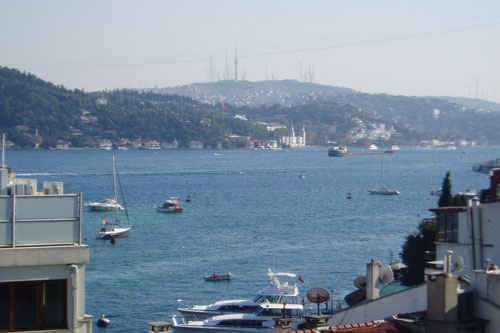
[{"left": 234, "top": 44, "right": 238, "bottom": 81}]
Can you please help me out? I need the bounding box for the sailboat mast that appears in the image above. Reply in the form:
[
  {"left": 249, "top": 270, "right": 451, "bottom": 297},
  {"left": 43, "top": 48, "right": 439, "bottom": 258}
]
[
  {"left": 113, "top": 155, "right": 119, "bottom": 221},
  {"left": 381, "top": 155, "right": 384, "bottom": 189}
]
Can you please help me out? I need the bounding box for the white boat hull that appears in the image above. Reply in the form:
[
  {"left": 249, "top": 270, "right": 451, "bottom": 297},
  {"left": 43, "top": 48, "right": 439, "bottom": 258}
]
[
  {"left": 86, "top": 205, "right": 124, "bottom": 211},
  {"left": 97, "top": 226, "right": 131, "bottom": 239},
  {"left": 86, "top": 200, "right": 124, "bottom": 211},
  {"left": 368, "top": 189, "right": 400, "bottom": 195}
]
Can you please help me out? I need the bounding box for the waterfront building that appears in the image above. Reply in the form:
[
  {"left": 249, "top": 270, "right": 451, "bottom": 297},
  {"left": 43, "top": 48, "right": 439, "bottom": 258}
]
[
  {"left": 280, "top": 123, "right": 306, "bottom": 148},
  {"left": 0, "top": 149, "right": 92, "bottom": 332},
  {"left": 144, "top": 140, "right": 161, "bottom": 150},
  {"left": 56, "top": 140, "right": 70, "bottom": 150},
  {"left": 188, "top": 141, "right": 203, "bottom": 149},
  {"left": 161, "top": 139, "right": 179, "bottom": 149},
  {"left": 98, "top": 139, "right": 112, "bottom": 150}
]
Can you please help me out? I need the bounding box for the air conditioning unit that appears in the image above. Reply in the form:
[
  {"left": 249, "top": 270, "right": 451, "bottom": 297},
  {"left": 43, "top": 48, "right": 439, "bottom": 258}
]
[{"left": 43, "top": 181, "right": 64, "bottom": 195}]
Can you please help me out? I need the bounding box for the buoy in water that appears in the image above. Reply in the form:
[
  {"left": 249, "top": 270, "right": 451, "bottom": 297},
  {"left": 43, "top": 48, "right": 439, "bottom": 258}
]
[{"left": 97, "top": 314, "right": 110, "bottom": 327}]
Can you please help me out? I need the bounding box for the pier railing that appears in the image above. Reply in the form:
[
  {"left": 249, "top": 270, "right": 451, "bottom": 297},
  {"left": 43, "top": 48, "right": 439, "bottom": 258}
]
[{"left": 0, "top": 193, "right": 82, "bottom": 247}]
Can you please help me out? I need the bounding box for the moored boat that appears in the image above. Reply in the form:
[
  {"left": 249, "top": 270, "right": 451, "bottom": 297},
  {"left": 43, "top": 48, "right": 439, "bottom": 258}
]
[
  {"left": 328, "top": 146, "right": 348, "bottom": 157},
  {"left": 368, "top": 188, "right": 400, "bottom": 195},
  {"left": 155, "top": 197, "right": 184, "bottom": 212},
  {"left": 173, "top": 303, "right": 304, "bottom": 333},
  {"left": 85, "top": 198, "right": 124, "bottom": 211},
  {"left": 177, "top": 269, "right": 302, "bottom": 319},
  {"left": 204, "top": 272, "right": 232, "bottom": 281},
  {"left": 368, "top": 155, "right": 400, "bottom": 195},
  {"left": 97, "top": 155, "right": 131, "bottom": 239}
]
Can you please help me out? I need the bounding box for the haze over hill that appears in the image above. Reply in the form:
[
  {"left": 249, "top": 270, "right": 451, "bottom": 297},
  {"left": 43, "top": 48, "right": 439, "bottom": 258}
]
[{"left": 155, "top": 80, "right": 500, "bottom": 112}]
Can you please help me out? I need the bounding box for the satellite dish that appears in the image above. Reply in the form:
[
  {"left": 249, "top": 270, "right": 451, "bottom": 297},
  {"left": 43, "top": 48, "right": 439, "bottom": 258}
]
[
  {"left": 452, "top": 255, "right": 465, "bottom": 273},
  {"left": 306, "top": 288, "right": 330, "bottom": 304},
  {"left": 307, "top": 288, "right": 330, "bottom": 315},
  {"left": 354, "top": 276, "right": 367, "bottom": 289},
  {"left": 379, "top": 264, "right": 394, "bottom": 284}
]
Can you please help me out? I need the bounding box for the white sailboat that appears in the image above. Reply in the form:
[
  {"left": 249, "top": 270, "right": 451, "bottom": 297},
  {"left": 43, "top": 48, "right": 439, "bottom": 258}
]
[
  {"left": 368, "top": 155, "right": 400, "bottom": 195},
  {"left": 97, "top": 155, "right": 131, "bottom": 239}
]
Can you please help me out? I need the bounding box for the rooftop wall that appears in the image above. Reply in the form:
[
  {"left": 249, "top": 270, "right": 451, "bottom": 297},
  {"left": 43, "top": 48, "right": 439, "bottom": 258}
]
[{"left": 0, "top": 194, "right": 82, "bottom": 247}]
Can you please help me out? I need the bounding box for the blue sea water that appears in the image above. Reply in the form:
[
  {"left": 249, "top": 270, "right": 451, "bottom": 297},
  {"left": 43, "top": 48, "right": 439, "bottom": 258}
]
[{"left": 5, "top": 147, "right": 499, "bottom": 332}]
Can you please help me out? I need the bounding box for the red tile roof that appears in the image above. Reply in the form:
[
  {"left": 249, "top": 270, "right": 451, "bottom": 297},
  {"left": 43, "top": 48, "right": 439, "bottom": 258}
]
[{"left": 320, "top": 320, "right": 411, "bottom": 332}]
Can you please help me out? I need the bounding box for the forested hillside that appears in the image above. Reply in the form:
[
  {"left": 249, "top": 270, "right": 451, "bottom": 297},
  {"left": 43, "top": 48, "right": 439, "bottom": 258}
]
[
  {"left": 0, "top": 67, "right": 272, "bottom": 148},
  {"left": 1, "top": 66, "right": 499, "bottom": 149}
]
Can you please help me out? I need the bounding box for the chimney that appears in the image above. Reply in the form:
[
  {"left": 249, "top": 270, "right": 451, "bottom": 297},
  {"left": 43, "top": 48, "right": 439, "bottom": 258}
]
[
  {"left": 426, "top": 253, "right": 459, "bottom": 332},
  {"left": 366, "top": 258, "right": 380, "bottom": 300}
]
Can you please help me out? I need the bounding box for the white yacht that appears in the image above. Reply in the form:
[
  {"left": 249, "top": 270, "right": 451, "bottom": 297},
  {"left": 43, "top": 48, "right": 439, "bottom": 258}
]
[
  {"left": 85, "top": 198, "right": 124, "bottom": 211},
  {"left": 177, "top": 269, "right": 301, "bottom": 319},
  {"left": 173, "top": 303, "right": 304, "bottom": 333}
]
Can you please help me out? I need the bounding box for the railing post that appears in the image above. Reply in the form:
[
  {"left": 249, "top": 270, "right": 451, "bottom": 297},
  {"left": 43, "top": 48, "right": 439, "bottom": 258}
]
[
  {"left": 11, "top": 193, "right": 16, "bottom": 248},
  {"left": 79, "top": 192, "right": 83, "bottom": 245}
]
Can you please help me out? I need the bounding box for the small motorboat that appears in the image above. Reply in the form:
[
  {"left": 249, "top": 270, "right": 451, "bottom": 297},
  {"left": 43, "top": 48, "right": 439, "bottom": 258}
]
[
  {"left": 155, "top": 197, "right": 184, "bottom": 213},
  {"left": 299, "top": 173, "right": 305, "bottom": 179},
  {"left": 186, "top": 195, "right": 192, "bottom": 202},
  {"left": 204, "top": 272, "right": 232, "bottom": 281}
]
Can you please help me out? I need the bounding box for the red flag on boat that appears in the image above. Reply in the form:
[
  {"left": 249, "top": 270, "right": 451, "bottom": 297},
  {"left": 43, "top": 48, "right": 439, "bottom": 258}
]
[
  {"left": 102, "top": 219, "right": 109, "bottom": 225},
  {"left": 298, "top": 276, "right": 305, "bottom": 283},
  {"left": 301, "top": 296, "right": 305, "bottom": 305}
]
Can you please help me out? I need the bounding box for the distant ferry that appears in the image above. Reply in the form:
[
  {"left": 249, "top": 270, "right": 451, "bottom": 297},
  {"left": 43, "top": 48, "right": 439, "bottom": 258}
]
[{"left": 328, "top": 146, "right": 348, "bottom": 157}]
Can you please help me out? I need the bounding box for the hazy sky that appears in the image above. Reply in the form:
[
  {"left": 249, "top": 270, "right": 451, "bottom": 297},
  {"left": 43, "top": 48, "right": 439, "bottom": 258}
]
[{"left": 1, "top": 0, "right": 499, "bottom": 101}]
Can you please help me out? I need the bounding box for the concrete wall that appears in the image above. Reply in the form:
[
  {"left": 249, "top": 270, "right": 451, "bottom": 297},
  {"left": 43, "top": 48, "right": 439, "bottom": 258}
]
[
  {"left": 329, "top": 284, "right": 427, "bottom": 326},
  {"left": 474, "top": 296, "right": 500, "bottom": 333},
  {"left": 0, "top": 245, "right": 92, "bottom": 333}
]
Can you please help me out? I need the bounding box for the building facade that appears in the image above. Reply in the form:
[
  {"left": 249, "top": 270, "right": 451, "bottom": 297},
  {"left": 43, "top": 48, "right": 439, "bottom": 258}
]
[
  {"left": 280, "top": 123, "right": 306, "bottom": 148},
  {"left": 0, "top": 156, "right": 92, "bottom": 332}
]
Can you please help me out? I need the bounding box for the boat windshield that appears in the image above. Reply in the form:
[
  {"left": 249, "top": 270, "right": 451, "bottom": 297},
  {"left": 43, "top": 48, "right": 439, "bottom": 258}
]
[
  {"left": 255, "top": 307, "right": 301, "bottom": 317},
  {"left": 253, "top": 295, "right": 281, "bottom": 303}
]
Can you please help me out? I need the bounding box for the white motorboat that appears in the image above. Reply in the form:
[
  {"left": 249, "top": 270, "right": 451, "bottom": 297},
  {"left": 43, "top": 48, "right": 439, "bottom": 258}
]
[
  {"left": 155, "top": 197, "right": 184, "bottom": 213},
  {"left": 97, "top": 155, "right": 131, "bottom": 239},
  {"left": 177, "top": 269, "right": 301, "bottom": 319},
  {"left": 85, "top": 198, "right": 124, "bottom": 211},
  {"left": 368, "top": 188, "right": 401, "bottom": 195},
  {"left": 173, "top": 303, "right": 304, "bottom": 333}
]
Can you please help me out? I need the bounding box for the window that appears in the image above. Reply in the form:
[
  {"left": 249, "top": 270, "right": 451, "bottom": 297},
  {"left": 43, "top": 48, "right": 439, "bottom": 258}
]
[
  {"left": 437, "top": 213, "right": 458, "bottom": 242},
  {"left": 0, "top": 280, "right": 67, "bottom": 332}
]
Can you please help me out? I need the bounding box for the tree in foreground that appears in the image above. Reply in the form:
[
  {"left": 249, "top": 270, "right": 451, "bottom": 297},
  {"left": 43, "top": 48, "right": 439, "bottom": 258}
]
[
  {"left": 399, "top": 218, "right": 436, "bottom": 286},
  {"left": 438, "top": 171, "right": 453, "bottom": 207}
]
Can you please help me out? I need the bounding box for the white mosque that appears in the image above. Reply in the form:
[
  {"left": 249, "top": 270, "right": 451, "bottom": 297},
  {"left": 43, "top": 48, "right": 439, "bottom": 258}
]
[{"left": 280, "top": 123, "right": 306, "bottom": 148}]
